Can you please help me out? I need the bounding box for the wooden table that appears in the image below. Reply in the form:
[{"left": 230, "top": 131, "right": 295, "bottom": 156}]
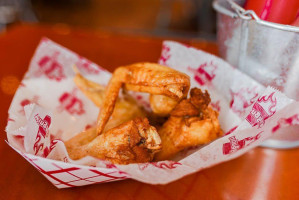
[{"left": 0, "top": 24, "right": 298, "bottom": 200}]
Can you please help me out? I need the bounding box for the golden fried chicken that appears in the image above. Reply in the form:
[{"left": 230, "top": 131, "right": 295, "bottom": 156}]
[
  {"left": 73, "top": 67, "right": 146, "bottom": 131},
  {"left": 96, "top": 63, "right": 190, "bottom": 135},
  {"left": 73, "top": 68, "right": 106, "bottom": 107},
  {"left": 65, "top": 118, "right": 162, "bottom": 164},
  {"left": 154, "top": 88, "right": 222, "bottom": 161},
  {"left": 69, "top": 65, "right": 222, "bottom": 164},
  {"left": 68, "top": 68, "right": 161, "bottom": 164}
]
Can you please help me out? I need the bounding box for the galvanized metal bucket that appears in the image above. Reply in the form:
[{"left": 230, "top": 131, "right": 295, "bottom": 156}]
[{"left": 213, "top": 0, "right": 299, "bottom": 148}]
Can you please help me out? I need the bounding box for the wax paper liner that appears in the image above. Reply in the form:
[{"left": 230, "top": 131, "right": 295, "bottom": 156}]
[{"left": 5, "top": 38, "right": 299, "bottom": 188}]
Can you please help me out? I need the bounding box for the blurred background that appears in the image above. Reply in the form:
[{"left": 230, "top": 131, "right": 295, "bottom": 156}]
[{"left": 0, "top": 0, "right": 216, "bottom": 39}]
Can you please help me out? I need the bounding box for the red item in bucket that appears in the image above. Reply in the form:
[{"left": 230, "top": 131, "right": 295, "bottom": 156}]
[
  {"left": 292, "top": 10, "right": 299, "bottom": 26},
  {"left": 244, "top": 0, "right": 299, "bottom": 25}
]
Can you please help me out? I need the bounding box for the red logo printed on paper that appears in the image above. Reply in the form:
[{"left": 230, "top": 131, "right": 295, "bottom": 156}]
[
  {"left": 139, "top": 161, "right": 181, "bottom": 170},
  {"left": 230, "top": 87, "right": 259, "bottom": 115},
  {"left": 76, "top": 56, "right": 101, "bottom": 74},
  {"left": 222, "top": 132, "right": 262, "bottom": 155},
  {"left": 7, "top": 118, "right": 15, "bottom": 122},
  {"left": 18, "top": 96, "right": 39, "bottom": 115},
  {"left": 246, "top": 92, "right": 277, "bottom": 128},
  {"left": 135, "top": 95, "right": 151, "bottom": 109},
  {"left": 188, "top": 61, "right": 217, "bottom": 86},
  {"left": 37, "top": 52, "right": 65, "bottom": 81},
  {"left": 211, "top": 100, "right": 221, "bottom": 112},
  {"left": 85, "top": 122, "right": 97, "bottom": 130},
  {"left": 63, "top": 157, "right": 69, "bottom": 163},
  {"left": 33, "top": 114, "right": 54, "bottom": 157},
  {"left": 159, "top": 44, "right": 171, "bottom": 65},
  {"left": 272, "top": 67, "right": 289, "bottom": 89},
  {"left": 225, "top": 125, "right": 238, "bottom": 135},
  {"left": 58, "top": 89, "right": 85, "bottom": 115},
  {"left": 93, "top": 160, "right": 128, "bottom": 176},
  {"left": 272, "top": 114, "right": 299, "bottom": 133}
]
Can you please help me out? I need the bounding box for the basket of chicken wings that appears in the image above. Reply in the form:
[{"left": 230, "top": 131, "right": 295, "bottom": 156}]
[{"left": 6, "top": 38, "right": 299, "bottom": 188}]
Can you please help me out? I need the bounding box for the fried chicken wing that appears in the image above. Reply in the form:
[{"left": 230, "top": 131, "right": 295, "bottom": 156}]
[
  {"left": 96, "top": 63, "right": 190, "bottom": 135},
  {"left": 73, "top": 67, "right": 146, "bottom": 131},
  {"left": 73, "top": 67, "right": 106, "bottom": 107},
  {"left": 65, "top": 118, "right": 162, "bottom": 164},
  {"left": 68, "top": 68, "right": 161, "bottom": 164},
  {"left": 154, "top": 88, "right": 222, "bottom": 161}
]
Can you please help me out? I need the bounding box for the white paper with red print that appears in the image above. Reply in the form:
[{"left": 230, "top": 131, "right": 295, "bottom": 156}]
[{"left": 5, "top": 39, "right": 299, "bottom": 188}]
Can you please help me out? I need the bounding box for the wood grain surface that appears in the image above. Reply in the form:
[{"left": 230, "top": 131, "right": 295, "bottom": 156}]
[{"left": 0, "top": 24, "right": 298, "bottom": 200}]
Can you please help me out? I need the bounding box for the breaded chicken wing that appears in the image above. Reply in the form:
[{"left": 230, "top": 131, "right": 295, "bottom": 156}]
[
  {"left": 155, "top": 88, "right": 222, "bottom": 161},
  {"left": 65, "top": 118, "right": 162, "bottom": 164},
  {"left": 73, "top": 67, "right": 146, "bottom": 131},
  {"left": 96, "top": 63, "right": 190, "bottom": 135}
]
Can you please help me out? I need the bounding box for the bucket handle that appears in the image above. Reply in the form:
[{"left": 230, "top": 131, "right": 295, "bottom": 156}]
[{"left": 213, "top": 0, "right": 299, "bottom": 33}]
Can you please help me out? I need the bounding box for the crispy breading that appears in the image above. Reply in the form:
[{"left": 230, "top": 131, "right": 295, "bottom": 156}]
[
  {"left": 73, "top": 67, "right": 146, "bottom": 131},
  {"left": 65, "top": 118, "right": 161, "bottom": 164},
  {"left": 155, "top": 88, "right": 222, "bottom": 161},
  {"left": 69, "top": 66, "right": 222, "bottom": 164},
  {"left": 96, "top": 63, "right": 190, "bottom": 135}
]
